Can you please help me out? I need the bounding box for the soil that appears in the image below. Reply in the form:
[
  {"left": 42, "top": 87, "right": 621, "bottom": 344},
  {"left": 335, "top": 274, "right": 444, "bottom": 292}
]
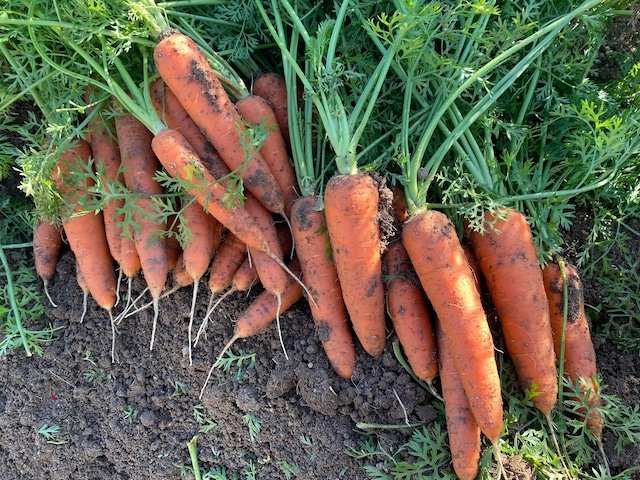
[{"left": 1, "top": 10, "right": 639, "bottom": 480}]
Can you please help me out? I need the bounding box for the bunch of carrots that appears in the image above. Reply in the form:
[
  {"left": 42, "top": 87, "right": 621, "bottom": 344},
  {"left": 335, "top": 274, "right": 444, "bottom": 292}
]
[{"left": 20, "top": 1, "right": 608, "bottom": 478}]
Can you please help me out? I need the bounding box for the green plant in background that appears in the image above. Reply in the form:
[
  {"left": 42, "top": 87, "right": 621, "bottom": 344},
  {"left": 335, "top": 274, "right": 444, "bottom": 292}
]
[
  {"left": 193, "top": 404, "right": 218, "bottom": 434},
  {"left": 242, "top": 413, "right": 261, "bottom": 442},
  {"left": 123, "top": 405, "right": 139, "bottom": 424},
  {"left": 277, "top": 460, "right": 300, "bottom": 479},
  {"left": 214, "top": 349, "right": 257, "bottom": 383},
  {"left": 37, "top": 423, "right": 68, "bottom": 445}
]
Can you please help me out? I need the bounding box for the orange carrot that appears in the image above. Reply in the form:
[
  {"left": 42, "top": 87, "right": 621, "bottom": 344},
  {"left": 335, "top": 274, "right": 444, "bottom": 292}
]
[
  {"left": 469, "top": 208, "right": 558, "bottom": 416},
  {"left": 403, "top": 209, "right": 503, "bottom": 444},
  {"left": 54, "top": 139, "right": 117, "bottom": 312},
  {"left": 207, "top": 232, "right": 248, "bottom": 297},
  {"left": 323, "top": 173, "right": 386, "bottom": 358},
  {"left": 75, "top": 258, "right": 90, "bottom": 324},
  {"left": 33, "top": 219, "right": 63, "bottom": 307},
  {"left": 252, "top": 72, "right": 290, "bottom": 146},
  {"left": 435, "top": 318, "right": 481, "bottom": 480},
  {"left": 153, "top": 32, "right": 285, "bottom": 216},
  {"left": 290, "top": 196, "right": 356, "bottom": 379},
  {"left": 115, "top": 113, "right": 169, "bottom": 349},
  {"left": 542, "top": 258, "right": 603, "bottom": 443},
  {"left": 235, "top": 94, "right": 299, "bottom": 217},
  {"left": 86, "top": 103, "right": 124, "bottom": 265},
  {"left": 243, "top": 192, "right": 287, "bottom": 298},
  {"left": 383, "top": 238, "right": 438, "bottom": 388}
]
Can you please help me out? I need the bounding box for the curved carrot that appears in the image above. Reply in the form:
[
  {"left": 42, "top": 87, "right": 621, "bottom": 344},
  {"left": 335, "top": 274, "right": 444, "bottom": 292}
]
[
  {"left": 384, "top": 238, "right": 438, "bottom": 388},
  {"left": 54, "top": 139, "right": 117, "bottom": 312},
  {"left": 324, "top": 173, "right": 386, "bottom": 358},
  {"left": 435, "top": 319, "right": 481, "bottom": 480},
  {"left": 33, "top": 219, "right": 63, "bottom": 307},
  {"left": 542, "top": 258, "right": 603, "bottom": 443},
  {"left": 291, "top": 196, "right": 356, "bottom": 379},
  {"left": 469, "top": 208, "right": 558, "bottom": 416},
  {"left": 403, "top": 209, "right": 503, "bottom": 443},
  {"left": 252, "top": 72, "right": 290, "bottom": 146},
  {"left": 235, "top": 94, "right": 299, "bottom": 217},
  {"left": 153, "top": 32, "right": 285, "bottom": 216}
]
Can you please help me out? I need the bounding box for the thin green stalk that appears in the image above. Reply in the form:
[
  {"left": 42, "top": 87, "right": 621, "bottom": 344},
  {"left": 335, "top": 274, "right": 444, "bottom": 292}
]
[
  {"left": 186, "top": 435, "right": 203, "bottom": 480},
  {"left": 0, "top": 246, "right": 32, "bottom": 356}
]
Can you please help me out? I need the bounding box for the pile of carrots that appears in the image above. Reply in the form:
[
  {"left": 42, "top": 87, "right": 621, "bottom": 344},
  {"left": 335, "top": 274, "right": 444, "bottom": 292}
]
[{"left": 30, "top": 28, "right": 604, "bottom": 480}]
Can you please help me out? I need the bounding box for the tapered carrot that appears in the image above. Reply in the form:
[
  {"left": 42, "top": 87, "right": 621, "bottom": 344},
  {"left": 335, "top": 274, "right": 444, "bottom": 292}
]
[
  {"left": 54, "top": 139, "right": 117, "bottom": 313},
  {"left": 120, "top": 233, "right": 142, "bottom": 313},
  {"left": 201, "top": 257, "right": 304, "bottom": 398},
  {"left": 86, "top": 103, "right": 124, "bottom": 265},
  {"left": 252, "top": 72, "right": 290, "bottom": 146},
  {"left": 153, "top": 31, "right": 285, "bottom": 216},
  {"left": 324, "top": 173, "right": 386, "bottom": 358},
  {"left": 243, "top": 192, "right": 287, "bottom": 298},
  {"left": 207, "top": 232, "right": 248, "bottom": 296},
  {"left": 151, "top": 128, "right": 270, "bottom": 254},
  {"left": 290, "top": 196, "right": 356, "bottom": 379},
  {"left": 403, "top": 209, "right": 503, "bottom": 444},
  {"left": 235, "top": 94, "right": 299, "bottom": 217},
  {"left": 115, "top": 112, "right": 169, "bottom": 350},
  {"left": 435, "top": 318, "right": 481, "bottom": 480},
  {"left": 469, "top": 208, "right": 558, "bottom": 416},
  {"left": 542, "top": 258, "right": 603, "bottom": 444},
  {"left": 180, "top": 199, "right": 224, "bottom": 365},
  {"left": 384, "top": 238, "right": 438, "bottom": 389},
  {"left": 33, "top": 219, "right": 63, "bottom": 307}
]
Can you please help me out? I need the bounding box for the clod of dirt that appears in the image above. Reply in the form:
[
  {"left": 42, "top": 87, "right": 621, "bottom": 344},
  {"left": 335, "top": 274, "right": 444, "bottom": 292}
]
[{"left": 295, "top": 364, "right": 340, "bottom": 417}]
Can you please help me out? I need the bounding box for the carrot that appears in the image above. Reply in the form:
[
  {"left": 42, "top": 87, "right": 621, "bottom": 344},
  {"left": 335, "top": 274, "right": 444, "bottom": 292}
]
[
  {"left": 323, "top": 173, "right": 387, "bottom": 358},
  {"left": 252, "top": 72, "right": 290, "bottom": 146},
  {"left": 85, "top": 101, "right": 124, "bottom": 265},
  {"left": 243, "top": 192, "right": 287, "bottom": 298},
  {"left": 153, "top": 32, "right": 285, "bottom": 216},
  {"left": 115, "top": 112, "right": 169, "bottom": 350},
  {"left": 120, "top": 233, "right": 142, "bottom": 313},
  {"left": 542, "top": 258, "right": 603, "bottom": 444},
  {"left": 54, "top": 138, "right": 117, "bottom": 313},
  {"left": 33, "top": 219, "right": 63, "bottom": 307},
  {"left": 402, "top": 209, "right": 503, "bottom": 444},
  {"left": 469, "top": 208, "right": 558, "bottom": 416},
  {"left": 180, "top": 199, "right": 224, "bottom": 365},
  {"left": 201, "top": 257, "right": 304, "bottom": 398},
  {"left": 435, "top": 318, "right": 481, "bottom": 480},
  {"left": 383, "top": 238, "right": 438, "bottom": 390},
  {"left": 165, "top": 213, "right": 182, "bottom": 271},
  {"left": 207, "top": 232, "right": 248, "bottom": 297},
  {"left": 290, "top": 196, "right": 356, "bottom": 379},
  {"left": 235, "top": 94, "right": 299, "bottom": 217}
]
